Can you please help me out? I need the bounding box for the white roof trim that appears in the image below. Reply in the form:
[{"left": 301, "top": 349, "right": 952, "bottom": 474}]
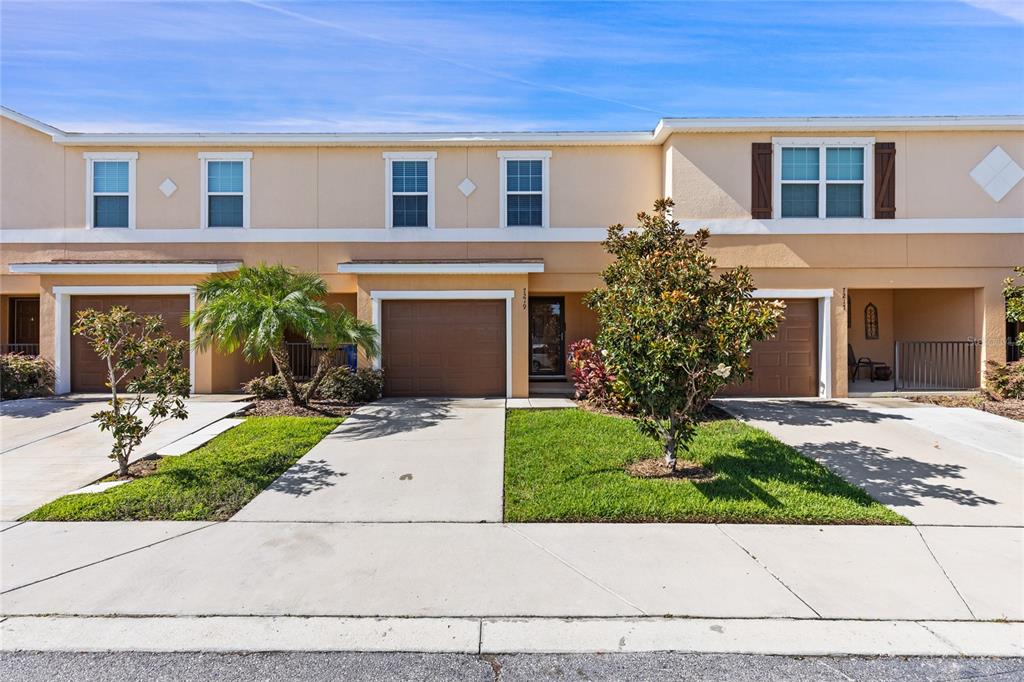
[
  {"left": 4, "top": 107, "right": 1021, "bottom": 147},
  {"left": 339, "top": 261, "right": 544, "bottom": 274},
  {"left": 9, "top": 261, "right": 242, "bottom": 275},
  {"left": 1, "top": 219, "right": 1020, "bottom": 245}
]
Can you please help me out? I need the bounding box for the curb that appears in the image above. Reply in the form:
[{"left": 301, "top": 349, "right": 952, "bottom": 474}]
[{"left": 2, "top": 616, "right": 1021, "bottom": 656}]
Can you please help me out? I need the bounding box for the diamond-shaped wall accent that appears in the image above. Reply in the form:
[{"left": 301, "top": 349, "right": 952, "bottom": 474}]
[
  {"left": 159, "top": 178, "right": 178, "bottom": 197},
  {"left": 969, "top": 146, "right": 1024, "bottom": 202},
  {"left": 457, "top": 178, "right": 476, "bottom": 197}
]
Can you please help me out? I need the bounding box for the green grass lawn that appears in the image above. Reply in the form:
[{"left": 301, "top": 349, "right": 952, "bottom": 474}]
[
  {"left": 24, "top": 416, "right": 342, "bottom": 522},
  {"left": 505, "top": 409, "right": 906, "bottom": 524}
]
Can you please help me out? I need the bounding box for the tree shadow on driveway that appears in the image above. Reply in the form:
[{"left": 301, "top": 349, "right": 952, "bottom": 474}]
[
  {"left": 265, "top": 459, "right": 345, "bottom": 498},
  {"left": 807, "top": 440, "right": 999, "bottom": 509},
  {"left": 330, "top": 398, "right": 456, "bottom": 441},
  {"left": 718, "top": 399, "right": 911, "bottom": 427}
]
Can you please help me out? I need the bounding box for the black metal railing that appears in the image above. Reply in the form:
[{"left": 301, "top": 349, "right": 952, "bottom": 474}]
[
  {"left": 893, "top": 340, "right": 981, "bottom": 391},
  {"left": 1, "top": 343, "right": 39, "bottom": 356},
  {"left": 285, "top": 343, "right": 357, "bottom": 379}
]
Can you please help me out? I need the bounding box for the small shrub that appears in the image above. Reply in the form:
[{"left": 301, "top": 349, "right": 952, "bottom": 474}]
[
  {"left": 317, "top": 366, "right": 384, "bottom": 403},
  {"left": 986, "top": 360, "right": 1024, "bottom": 400},
  {"left": 242, "top": 373, "right": 290, "bottom": 400},
  {"left": 0, "top": 353, "right": 55, "bottom": 400},
  {"left": 567, "top": 339, "right": 622, "bottom": 411}
]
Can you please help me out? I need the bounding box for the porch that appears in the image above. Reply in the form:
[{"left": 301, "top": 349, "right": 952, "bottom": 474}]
[
  {"left": 0, "top": 295, "right": 40, "bottom": 356},
  {"left": 847, "top": 288, "right": 983, "bottom": 396}
]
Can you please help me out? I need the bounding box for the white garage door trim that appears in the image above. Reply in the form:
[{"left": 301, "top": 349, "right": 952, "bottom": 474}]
[
  {"left": 53, "top": 285, "right": 197, "bottom": 395},
  {"left": 370, "top": 290, "right": 515, "bottom": 398},
  {"left": 751, "top": 288, "right": 834, "bottom": 399}
]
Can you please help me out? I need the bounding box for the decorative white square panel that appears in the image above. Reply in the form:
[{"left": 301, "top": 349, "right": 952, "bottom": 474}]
[
  {"left": 457, "top": 178, "right": 476, "bottom": 197},
  {"left": 159, "top": 178, "right": 178, "bottom": 197},
  {"left": 969, "top": 146, "right": 1024, "bottom": 202}
]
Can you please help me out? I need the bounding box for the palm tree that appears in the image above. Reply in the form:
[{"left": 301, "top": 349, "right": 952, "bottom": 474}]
[
  {"left": 191, "top": 264, "right": 327, "bottom": 405},
  {"left": 303, "top": 306, "right": 380, "bottom": 402}
]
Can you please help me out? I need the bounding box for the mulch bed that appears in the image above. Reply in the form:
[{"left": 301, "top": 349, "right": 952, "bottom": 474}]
[
  {"left": 105, "top": 455, "right": 164, "bottom": 482},
  {"left": 626, "top": 457, "right": 718, "bottom": 483},
  {"left": 241, "top": 399, "right": 357, "bottom": 418},
  {"left": 907, "top": 394, "right": 1024, "bottom": 423}
]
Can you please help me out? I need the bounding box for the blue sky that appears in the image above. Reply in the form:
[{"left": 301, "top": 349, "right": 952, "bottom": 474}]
[{"left": 2, "top": 0, "right": 1022, "bottom": 132}]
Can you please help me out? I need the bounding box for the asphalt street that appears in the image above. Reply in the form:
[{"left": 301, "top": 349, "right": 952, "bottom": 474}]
[{"left": 3, "top": 652, "right": 1022, "bottom": 681}]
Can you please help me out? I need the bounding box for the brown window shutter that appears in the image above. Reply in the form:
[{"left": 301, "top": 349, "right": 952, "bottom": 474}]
[
  {"left": 751, "top": 143, "right": 772, "bottom": 219},
  {"left": 874, "top": 142, "right": 896, "bottom": 219}
]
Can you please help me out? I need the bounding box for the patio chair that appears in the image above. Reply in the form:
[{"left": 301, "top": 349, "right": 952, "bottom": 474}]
[{"left": 848, "top": 344, "right": 880, "bottom": 382}]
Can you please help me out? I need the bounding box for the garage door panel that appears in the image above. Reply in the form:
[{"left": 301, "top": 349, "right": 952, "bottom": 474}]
[
  {"left": 382, "top": 300, "right": 505, "bottom": 397},
  {"left": 719, "top": 299, "right": 818, "bottom": 398},
  {"left": 71, "top": 295, "right": 190, "bottom": 393}
]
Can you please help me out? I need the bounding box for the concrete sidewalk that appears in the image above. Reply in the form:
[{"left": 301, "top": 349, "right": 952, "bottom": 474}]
[
  {"left": 1, "top": 520, "right": 1021, "bottom": 654},
  {"left": 719, "top": 398, "right": 1024, "bottom": 526},
  {"left": 233, "top": 398, "right": 505, "bottom": 523}
]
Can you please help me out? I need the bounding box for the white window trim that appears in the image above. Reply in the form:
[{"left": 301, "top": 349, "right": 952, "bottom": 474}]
[
  {"left": 52, "top": 285, "right": 197, "bottom": 395},
  {"left": 771, "top": 137, "right": 874, "bottom": 220},
  {"left": 498, "top": 150, "right": 551, "bottom": 228},
  {"left": 383, "top": 152, "right": 436, "bottom": 229},
  {"left": 369, "top": 289, "right": 515, "bottom": 398},
  {"left": 199, "top": 152, "right": 251, "bottom": 229},
  {"left": 84, "top": 152, "right": 137, "bottom": 229},
  {"left": 750, "top": 288, "right": 833, "bottom": 399}
]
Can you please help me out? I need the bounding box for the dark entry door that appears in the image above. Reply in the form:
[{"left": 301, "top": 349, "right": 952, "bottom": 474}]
[{"left": 529, "top": 297, "right": 565, "bottom": 377}]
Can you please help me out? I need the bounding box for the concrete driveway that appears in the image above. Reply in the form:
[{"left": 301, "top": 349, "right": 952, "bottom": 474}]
[
  {"left": 233, "top": 398, "right": 505, "bottom": 522},
  {"left": 719, "top": 398, "right": 1024, "bottom": 526},
  {"left": 0, "top": 397, "right": 246, "bottom": 520}
]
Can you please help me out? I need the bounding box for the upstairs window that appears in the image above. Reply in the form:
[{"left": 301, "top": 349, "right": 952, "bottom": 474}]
[
  {"left": 384, "top": 152, "right": 435, "bottom": 228},
  {"left": 774, "top": 138, "right": 872, "bottom": 219},
  {"left": 200, "top": 152, "right": 251, "bottom": 228},
  {"left": 85, "top": 152, "right": 136, "bottom": 228},
  {"left": 499, "top": 151, "right": 550, "bottom": 228}
]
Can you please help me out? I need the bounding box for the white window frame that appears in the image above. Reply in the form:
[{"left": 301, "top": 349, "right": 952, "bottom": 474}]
[
  {"left": 199, "top": 152, "right": 251, "bottom": 229},
  {"left": 383, "top": 152, "right": 436, "bottom": 229},
  {"left": 772, "top": 137, "right": 874, "bottom": 220},
  {"left": 498, "top": 150, "right": 551, "bottom": 228},
  {"left": 84, "top": 152, "right": 137, "bottom": 229}
]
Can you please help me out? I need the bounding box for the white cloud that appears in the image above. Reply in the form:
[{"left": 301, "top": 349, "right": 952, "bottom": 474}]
[{"left": 961, "top": 0, "right": 1024, "bottom": 22}]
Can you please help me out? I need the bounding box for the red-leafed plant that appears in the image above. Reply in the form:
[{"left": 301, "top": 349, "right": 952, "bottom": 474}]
[{"left": 567, "top": 339, "right": 621, "bottom": 410}]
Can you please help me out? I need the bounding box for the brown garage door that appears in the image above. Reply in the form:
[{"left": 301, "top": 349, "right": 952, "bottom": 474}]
[
  {"left": 71, "top": 295, "right": 190, "bottom": 392},
  {"left": 719, "top": 298, "right": 818, "bottom": 397},
  {"left": 382, "top": 300, "right": 505, "bottom": 397}
]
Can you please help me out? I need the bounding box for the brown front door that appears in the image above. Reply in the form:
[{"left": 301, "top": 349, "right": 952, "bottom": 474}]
[
  {"left": 719, "top": 298, "right": 819, "bottom": 397},
  {"left": 9, "top": 298, "right": 40, "bottom": 348},
  {"left": 381, "top": 300, "right": 505, "bottom": 397},
  {"left": 70, "top": 295, "right": 190, "bottom": 392}
]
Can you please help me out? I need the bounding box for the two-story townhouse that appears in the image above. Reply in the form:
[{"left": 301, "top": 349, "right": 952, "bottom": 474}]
[{"left": 2, "top": 107, "right": 1022, "bottom": 399}]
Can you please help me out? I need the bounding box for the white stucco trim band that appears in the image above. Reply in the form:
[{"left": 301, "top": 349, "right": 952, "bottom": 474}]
[
  {"left": 11, "top": 262, "right": 241, "bottom": 275},
  {"left": 369, "top": 289, "right": 515, "bottom": 398},
  {"left": 339, "top": 262, "right": 543, "bottom": 275},
  {"left": 752, "top": 288, "right": 834, "bottom": 399},
  {"left": 52, "top": 285, "right": 197, "bottom": 395},
  {"left": 2, "top": 219, "right": 1020, "bottom": 244}
]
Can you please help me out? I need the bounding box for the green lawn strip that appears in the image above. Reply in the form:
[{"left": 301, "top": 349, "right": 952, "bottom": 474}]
[
  {"left": 504, "top": 409, "right": 907, "bottom": 525},
  {"left": 23, "top": 416, "right": 342, "bottom": 522}
]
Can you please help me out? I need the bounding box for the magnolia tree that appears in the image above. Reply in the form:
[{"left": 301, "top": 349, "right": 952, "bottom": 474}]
[
  {"left": 586, "top": 198, "right": 784, "bottom": 470},
  {"left": 1005, "top": 266, "right": 1024, "bottom": 324},
  {"left": 73, "top": 307, "right": 190, "bottom": 477}
]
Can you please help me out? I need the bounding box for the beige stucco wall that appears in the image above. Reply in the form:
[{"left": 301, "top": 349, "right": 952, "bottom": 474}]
[
  {"left": 1, "top": 118, "right": 65, "bottom": 228},
  {"left": 848, "top": 289, "right": 895, "bottom": 369},
  {"left": 663, "top": 130, "right": 1024, "bottom": 219}
]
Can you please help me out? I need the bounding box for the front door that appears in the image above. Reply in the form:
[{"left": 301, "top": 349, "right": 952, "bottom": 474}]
[
  {"left": 9, "top": 297, "right": 40, "bottom": 352},
  {"left": 529, "top": 297, "right": 565, "bottom": 377}
]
